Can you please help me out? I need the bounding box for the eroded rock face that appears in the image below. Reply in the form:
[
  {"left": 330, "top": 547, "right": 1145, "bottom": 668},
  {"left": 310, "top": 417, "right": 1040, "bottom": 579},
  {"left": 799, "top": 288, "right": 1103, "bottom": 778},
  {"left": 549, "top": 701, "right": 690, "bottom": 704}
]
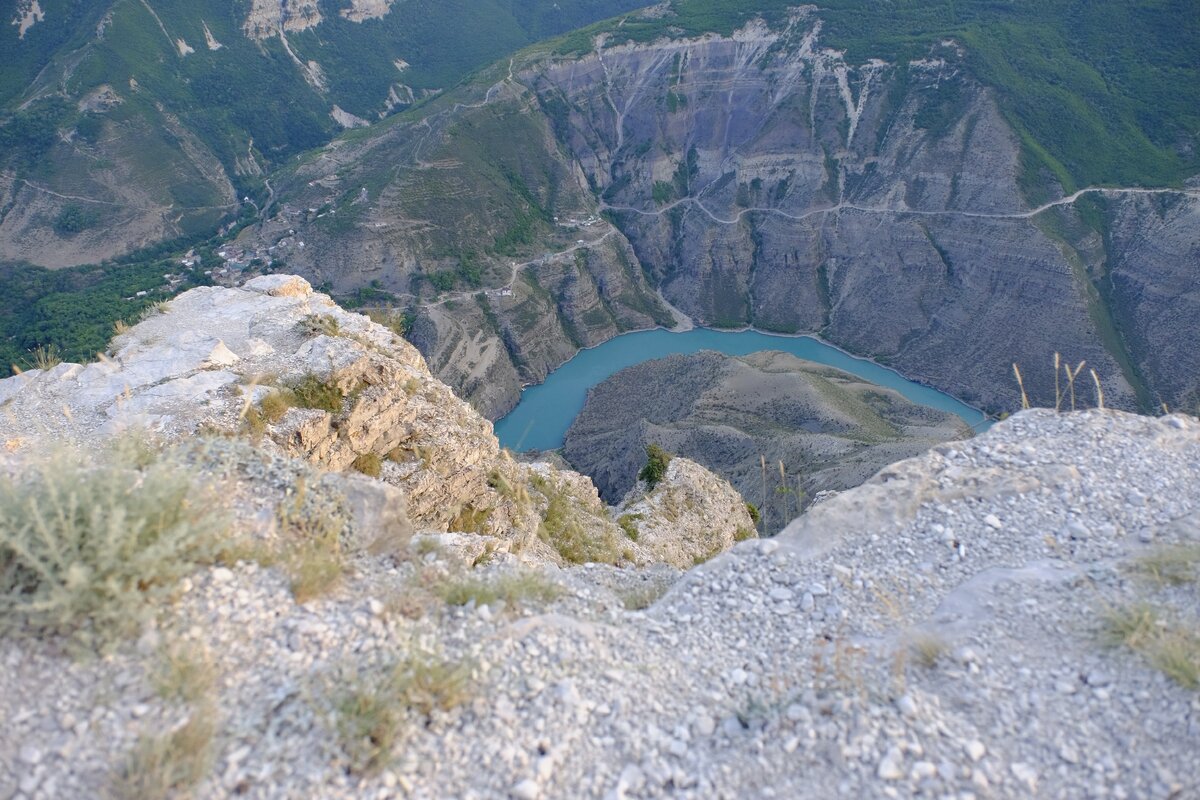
[
  {"left": 617, "top": 457, "right": 756, "bottom": 569},
  {"left": 0, "top": 277, "right": 750, "bottom": 568},
  {"left": 243, "top": 0, "right": 324, "bottom": 39}
]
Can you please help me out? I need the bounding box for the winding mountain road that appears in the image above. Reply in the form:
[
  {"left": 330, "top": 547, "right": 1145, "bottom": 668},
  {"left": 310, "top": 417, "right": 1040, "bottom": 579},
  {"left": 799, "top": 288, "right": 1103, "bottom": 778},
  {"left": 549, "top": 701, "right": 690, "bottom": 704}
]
[{"left": 601, "top": 186, "right": 1200, "bottom": 227}]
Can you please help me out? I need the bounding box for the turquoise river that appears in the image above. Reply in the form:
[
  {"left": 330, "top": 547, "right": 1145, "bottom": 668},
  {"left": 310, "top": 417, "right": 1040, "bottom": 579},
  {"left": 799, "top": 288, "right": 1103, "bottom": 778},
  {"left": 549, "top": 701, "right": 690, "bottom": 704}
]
[{"left": 494, "top": 328, "right": 992, "bottom": 452}]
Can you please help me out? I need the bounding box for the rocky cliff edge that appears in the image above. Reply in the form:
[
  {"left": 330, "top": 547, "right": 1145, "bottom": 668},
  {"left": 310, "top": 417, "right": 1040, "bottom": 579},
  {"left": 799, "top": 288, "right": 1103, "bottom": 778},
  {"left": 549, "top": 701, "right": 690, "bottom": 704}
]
[{"left": 0, "top": 280, "right": 1197, "bottom": 799}]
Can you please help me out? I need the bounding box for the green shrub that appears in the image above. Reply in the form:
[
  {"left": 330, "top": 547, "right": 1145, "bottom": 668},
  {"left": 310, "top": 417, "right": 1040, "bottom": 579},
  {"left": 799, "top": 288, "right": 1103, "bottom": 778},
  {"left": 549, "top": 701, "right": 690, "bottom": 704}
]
[
  {"left": 53, "top": 204, "right": 99, "bottom": 236},
  {"left": 617, "top": 513, "right": 642, "bottom": 542},
  {"left": 289, "top": 373, "right": 345, "bottom": 414},
  {"left": 0, "top": 445, "right": 226, "bottom": 649},
  {"left": 638, "top": 444, "right": 672, "bottom": 491},
  {"left": 745, "top": 502, "right": 761, "bottom": 526}
]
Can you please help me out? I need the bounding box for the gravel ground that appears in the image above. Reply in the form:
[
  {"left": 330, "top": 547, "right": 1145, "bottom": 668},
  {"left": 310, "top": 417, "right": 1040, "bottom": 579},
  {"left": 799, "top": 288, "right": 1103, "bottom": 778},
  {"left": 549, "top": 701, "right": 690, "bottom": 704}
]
[{"left": 2, "top": 409, "right": 1198, "bottom": 799}]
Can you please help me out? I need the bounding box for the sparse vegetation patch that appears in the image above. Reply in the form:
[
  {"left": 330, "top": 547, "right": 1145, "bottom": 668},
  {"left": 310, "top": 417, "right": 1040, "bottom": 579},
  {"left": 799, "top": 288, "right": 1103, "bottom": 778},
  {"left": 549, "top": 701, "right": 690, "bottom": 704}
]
[
  {"left": 438, "top": 571, "right": 562, "bottom": 607},
  {"left": 0, "top": 445, "right": 226, "bottom": 649},
  {"left": 638, "top": 444, "right": 672, "bottom": 491},
  {"left": 111, "top": 706, "right": 216, "bottom": 800},
  {"left": 336, "top": 653, "right": 472, "bottom": 774}
]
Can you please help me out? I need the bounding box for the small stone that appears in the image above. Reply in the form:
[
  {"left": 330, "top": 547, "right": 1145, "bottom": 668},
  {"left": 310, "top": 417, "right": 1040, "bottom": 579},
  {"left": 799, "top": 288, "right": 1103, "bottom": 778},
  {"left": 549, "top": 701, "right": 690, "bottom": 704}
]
[
  {"left": 769, "top": 587, "right": 794, "bottom": 602},
  {"left": 785, "top": 704, "right": 807, "bottom": 722},
  {"left": 809, "top": 583, "right": 829, "bottom": 597},
  {"left": 617, "top": 764, "right": 644, "bottom": 792},
  {"left": 1011, "top": 763, "right": 1038, "bottom": 791},
  {"left": 211, "top": 567, "right": 235, "bottom": 584},
  {"left": 965, "top": 741, "right": 986, "bottom": 763},
  {"left": 800, "top": 593, "right": 815, "bottom": 612},
  {"left": 368, "top": 598, "right": 385, "bottom": 616},
  {"left": 510, "top": 778, "right": 540, "bottom": 800},
  {"left": 729, "top": 668, "right": 748, "bottom": 686},
  {"left": 911, "top": 761, "right": 937, "bottom": 781},
  {"left": 18, "top": 745, "right": 42, "bottom": 766},
  {"left": 19, "top": 770, "right": 41, "bottom": 793},
  {"left": 477, "top": 604, "right": 493, "bottom": 622},
  {"left": 758, "top": 540, "right": 780, "bottom": 555},
  {"left": 694, "top": 715, "right": 716, "bottom": 737},
  {"left": 983, "top": 514, "right": 1003, "bottom": 530},
  {"left": 878, "top": 747, "right": 905, "bottom": 780},
  {"left": 895, "top": 695, "right": 918, "bottom": 718}
]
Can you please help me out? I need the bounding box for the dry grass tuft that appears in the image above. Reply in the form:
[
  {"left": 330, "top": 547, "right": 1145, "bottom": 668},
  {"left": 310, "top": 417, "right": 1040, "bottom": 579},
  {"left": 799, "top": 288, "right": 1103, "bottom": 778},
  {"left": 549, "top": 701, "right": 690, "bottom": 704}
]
[
  {"left": 615, "top": 581, "right": 668, "bottom": 611},
  {"left": 908, "top": 632, "right": 949, "bottom": 668},
  {"left": 111, "top": 706, "right": 216, "bottom": 800},
  {"left": 299, "top": 313, "right": 341, "bottom": 338},
  {"left": 286, "top": 529, "right": 344, "bottom": 605},
  {"left": 449, "top": 504, "right": 492, "bottom": 534},
  {"left": 154, "top": 641, "right": 217, "bottom": 705},
  {"left": 536, "top": 485, "right": 623, "bottom": 565},
  {"left": 438, "top": 571, "right": 562, "bottom": 607},
  {"left": 1135, "top": 545, "right": 1200, "bottom": 586},
  {"left": 352, "top": 453, "right": 383, "bottom": 478},
  {"left": 277, "top": 482, "right": 346, "bottom": 604},
  {"left": 336, "top": 653, "right": 472, "bottom": 774},
  {"left": 29, "top": 344, "right": 63, "bottom": 371},
  {"left": 259, "top": 391, "right": 293, "bottom": 423},
  {"left": 1103, "top": 604, "right": 1200, "bottom": 690}
]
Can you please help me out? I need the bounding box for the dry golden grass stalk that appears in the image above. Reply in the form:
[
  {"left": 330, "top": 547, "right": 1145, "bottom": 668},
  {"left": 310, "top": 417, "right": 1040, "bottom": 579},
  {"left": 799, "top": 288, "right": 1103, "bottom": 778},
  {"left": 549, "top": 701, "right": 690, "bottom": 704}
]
[{"left": 1013, "top": 363, "right": 1030, "bottom": 410}]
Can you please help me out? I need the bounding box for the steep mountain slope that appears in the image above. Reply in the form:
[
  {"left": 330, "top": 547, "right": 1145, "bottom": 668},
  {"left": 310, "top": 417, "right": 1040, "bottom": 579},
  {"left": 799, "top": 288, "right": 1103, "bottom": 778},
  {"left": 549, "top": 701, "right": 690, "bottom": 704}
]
[
  {"left": 0, "top": 0, "right": 650, "bottom": 266},
  {"left": 240, "top": 2, "right": 1200, "bottom": 417}
]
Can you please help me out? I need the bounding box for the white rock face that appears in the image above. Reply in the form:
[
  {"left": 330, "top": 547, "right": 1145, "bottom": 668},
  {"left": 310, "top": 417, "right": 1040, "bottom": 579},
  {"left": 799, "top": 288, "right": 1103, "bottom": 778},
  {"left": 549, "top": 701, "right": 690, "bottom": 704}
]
[
  {"left": 10, "top": 0, "right": 44, "bottom": 39},
  {"left": 242, "top": 0, "right": 395, "bottom": 37},
  {"left": 618, "top": 457, "right": 756, "bottom": 568},
  {"left": 243, "top": 0, "right": 322, "bottom": 39},
  {"left": 340, "top": 0, "right": 396, "bottom": 23}
]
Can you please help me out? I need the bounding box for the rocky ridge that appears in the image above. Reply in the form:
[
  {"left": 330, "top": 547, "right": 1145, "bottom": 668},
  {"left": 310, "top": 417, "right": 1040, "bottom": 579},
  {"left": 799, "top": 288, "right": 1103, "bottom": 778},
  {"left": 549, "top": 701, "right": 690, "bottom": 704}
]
[
  {"left": 0, "top": 390, "right": 1196, "bottom": 797},
  {"left": 0, "top": 275, "right": 749, "bottom": 569}
]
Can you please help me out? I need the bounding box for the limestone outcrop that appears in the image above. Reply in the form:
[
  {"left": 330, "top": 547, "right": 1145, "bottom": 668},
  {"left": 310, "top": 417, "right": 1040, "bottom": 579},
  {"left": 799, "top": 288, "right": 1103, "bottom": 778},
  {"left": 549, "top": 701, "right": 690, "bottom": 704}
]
[
  {"left": 616, "top": 457, "right": 757, "bottom": 569},
  {"left": 0, "top": 276, "right": 748, "bottom": 568}
]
